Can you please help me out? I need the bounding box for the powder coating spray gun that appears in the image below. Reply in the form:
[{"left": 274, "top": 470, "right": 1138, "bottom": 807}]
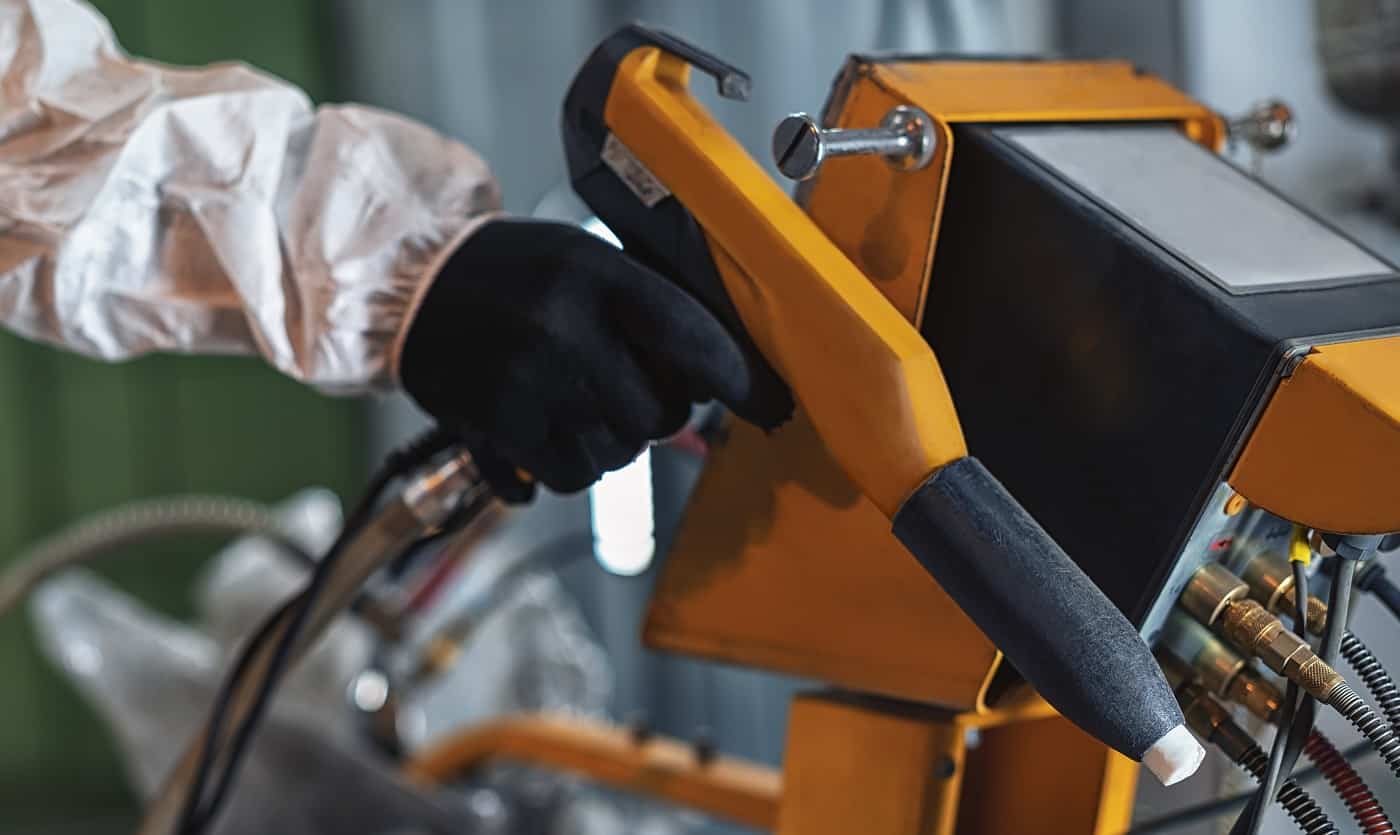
[{"left": 561, "top": 25, "right": 1204, "bottom": 784}]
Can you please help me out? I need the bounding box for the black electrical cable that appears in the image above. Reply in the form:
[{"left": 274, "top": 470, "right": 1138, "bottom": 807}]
[
  {"left": 176, "top": 492, "right": 376, "bottom": 833},
  {"left": 1343, "top": 632, "right": 1400, "bottom": 735},
  {"left": 176, "top": 427, "right": 461, "bottom": 834},
  {"left": 1324, "top": 559, "right": 1357, "bottom": 668},
  {"left": 1322, "top": 552, "right": 1400, "bottom": 781},
  {"left": 1343, "top": 558, "right": 1400, "bottom": 624},
  {"left": 1127, "top": 740, "right": 1377, "bottom": 834},
  {"left": 1232, "top": 559, "right": 1312, "bottom": 835}
]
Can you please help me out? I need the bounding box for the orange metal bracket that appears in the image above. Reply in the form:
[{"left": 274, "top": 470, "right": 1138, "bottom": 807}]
[
  {"left": 404, "top": 714, "right": 781, "bottom": 830},
  {"left": 805, "top": 58, "right": 1224, "bottom": 327},
  {"left": 1230, "top": 334, "right": 1400, "bottom": 534}
]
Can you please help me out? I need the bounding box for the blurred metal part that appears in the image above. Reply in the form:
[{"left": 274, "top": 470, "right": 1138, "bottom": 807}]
[
  {"left": 404, "top": 452, "right": 485, "bottom": 527},
  {"left": 1318, "top": 0, "right": 1400, "bottom": 124},
  {"left": 1228, "top": 99, "right": 1297, "bottom": 152},
  {"left": 0, "top": 495, "right": 316, "bottom": 620},
  {"left": 405, "top": 713, "right": 782, "bottom": 831}
]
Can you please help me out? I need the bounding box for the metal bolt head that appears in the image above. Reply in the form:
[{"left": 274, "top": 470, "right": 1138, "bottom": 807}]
[
  {"left": 1232, "top": 99, "right": 1296, "bottom": 153},
  {"left": 772, "top": 113, "right": 825, "bottom": 181},
  {"left": 881, "top": 106, "right": 937, "bottom": 171}
]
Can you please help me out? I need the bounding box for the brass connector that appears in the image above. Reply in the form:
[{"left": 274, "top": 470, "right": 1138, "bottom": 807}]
[
  {"left": 1160, "top": 613, "right": 1284, "bottom": 722},
  {"left": 1240, "top": 550, "right": 1327, "bottom": 635},
  {"left": 1180, "top": 564, "right": 1249, "bottom": 625},
  {"left": 406, "top": 634, "right": 466, "bottom": 688},
  {"left": 1218, "top": 598, "right": 1343, "bottom": 701},
  {"left": 1227, "top": 664, "right": 1286, "bottom": 723},
  {"left": 1175, "top": 681, "right": 1258, "bottom": 762},
  {"left": 1178, "top": 680, "right": 1231, "bottom": 738},
  {"left": 1181, "top": 564, "right": 1345, "bottom": 703}
]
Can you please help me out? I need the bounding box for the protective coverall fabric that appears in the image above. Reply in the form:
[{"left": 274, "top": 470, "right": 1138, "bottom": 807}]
[{"left": 0, "top": 0, "right": 501, "bottom": 392}]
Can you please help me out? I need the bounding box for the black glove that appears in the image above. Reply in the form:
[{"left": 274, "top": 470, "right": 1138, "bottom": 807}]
[{"left": 400, "top": 218, "right": 793, "bottom": 500}]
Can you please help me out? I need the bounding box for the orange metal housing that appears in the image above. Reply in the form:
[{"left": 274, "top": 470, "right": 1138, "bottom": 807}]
[
  {"left": 644, "top": 58, "right": 1224, "bottom": 712},
  {"left": 1230, "top": 334, "right": 1400, "bottom": 535}
]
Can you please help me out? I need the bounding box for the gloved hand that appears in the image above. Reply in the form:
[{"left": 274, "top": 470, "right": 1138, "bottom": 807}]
[{"left": 400, "top": 218, "right": 793, "bottom": 500}]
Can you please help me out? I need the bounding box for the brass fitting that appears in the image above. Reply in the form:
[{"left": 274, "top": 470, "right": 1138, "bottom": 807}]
[
  {"left": 1218, "top": 597, "right": 1343, "bottom": 701},
  {"left": 1175, "top": 681, "right": 1256, "bottom": 761},
  {"left": 1178, "top": 680, "right": 1231, "bottom": 738},
  {"left": 1159, "top": 613, "right": 1284, "bottom": 722},
  {"left": 1180, "top": 564, "right": 1345, "bottom": 703},
  {"left": 1227, "top": 664, "right": 1286, "bottom": 723},
  {"left": 407, "top": 633, "right": 465, "bottom": 687},
  {"left": 1180, "top": 564, "right": 1249, "bottom": 626},
  {"left": 1240, "top": 550, "right": 1327, "bottom": 635}
]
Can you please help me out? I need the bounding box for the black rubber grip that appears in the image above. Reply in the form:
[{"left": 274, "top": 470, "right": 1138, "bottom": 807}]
[{"left": 892, "top": 456, "right": 1182, "bottom": 760}]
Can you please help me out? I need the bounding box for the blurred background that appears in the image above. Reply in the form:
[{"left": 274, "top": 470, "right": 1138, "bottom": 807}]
[{"left": 1, "top": 0, "right": 1398, "bottom": 832}]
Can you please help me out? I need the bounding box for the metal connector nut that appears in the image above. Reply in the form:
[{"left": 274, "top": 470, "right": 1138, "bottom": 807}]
[
  {"left": 1181, "top": 563, "right": 1250, "bottom": 626},
  {"left": 1218, "top": 598, "right": 1344, "bottom": 701}
]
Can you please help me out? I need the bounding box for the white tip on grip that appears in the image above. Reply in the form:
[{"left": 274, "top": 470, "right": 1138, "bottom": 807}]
[{"left": 1142, "top": 724, "right": 1205, "bottom": 786}]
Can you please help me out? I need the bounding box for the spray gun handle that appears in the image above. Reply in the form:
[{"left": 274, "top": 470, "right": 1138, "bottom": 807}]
[{"left": 561, "top": 25, "right": 1202, "bottom": 781}]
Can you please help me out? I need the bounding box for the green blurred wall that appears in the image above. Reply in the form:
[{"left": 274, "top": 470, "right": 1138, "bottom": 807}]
[{"left": 0, "top": 0, "right": 365, "bottom": 826}]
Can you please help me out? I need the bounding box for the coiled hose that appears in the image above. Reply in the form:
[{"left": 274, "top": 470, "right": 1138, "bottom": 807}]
[
  {"left": 0, "top": 496, "right": 314, "bottom": 618},
  {"left": 1305, "top": 729, "right": 1395, "bottom": 835},
  {"left": 1343, "top": 631, "right": 1400, "bottom": 735},
  {"left": 1231, "top": 738, "right": 1339, "bottom": 835},
  {"left": 1329, "top": 683, "right": 1400, "bottom": 779}
]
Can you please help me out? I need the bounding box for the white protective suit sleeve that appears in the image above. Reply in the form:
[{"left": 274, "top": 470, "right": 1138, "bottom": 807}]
[{"left": 0, "top": 0, "right": 503, "bottom": 393}]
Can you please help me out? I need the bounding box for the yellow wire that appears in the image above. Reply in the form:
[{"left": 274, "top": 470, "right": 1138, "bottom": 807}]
[{"left": 1289, "top": 525, "right": 1312, "bottom": 565}]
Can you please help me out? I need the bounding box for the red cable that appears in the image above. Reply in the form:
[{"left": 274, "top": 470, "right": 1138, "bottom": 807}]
[
  {"left": 406, "top": 545, "right": 469, "bottom": 612},
  {"left": 1306, "top": 729, "right": 1395, "bottom": 834}
]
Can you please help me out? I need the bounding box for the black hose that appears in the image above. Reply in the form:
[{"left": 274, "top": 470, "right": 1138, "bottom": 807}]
[
  {"left": 1343, "top": 631, "right": 1400, "bottom": 735},
  {"left": 1230, "top": 741, "right": 1340, "bottom": 835},
  {"left": 0, "top": 496, "right": 317, "bottom": 618},
  {"left": 1127, "top": 740, "right": 1376, "bottom": 834},
  {"left": 1330, "top": 683, "right": 1400, "bottom": 779},
  {"left": 1232, "top": 560, "right": 1311, "bottom": 835},
  {"left": 1304, "top": 729, "right": 1396, "bottom": 835},
  {"left": 176, "top": 426, "right": 463, "bottom": 835},
  {"left": 1323, "top": 559, "right": 1356, "bottom": 668}
]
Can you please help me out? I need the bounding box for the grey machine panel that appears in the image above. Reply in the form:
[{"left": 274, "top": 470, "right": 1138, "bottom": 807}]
[{"left": 999, "top": 124, "right": 1394, "bottom": 294}]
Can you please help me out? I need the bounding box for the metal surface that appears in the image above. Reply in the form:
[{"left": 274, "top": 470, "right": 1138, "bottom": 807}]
[
  {"left": 1214, "top": 597, "right": 1345, "bottom": 701},
  {"left": 1161, "top": 614, "right": 1284, "bottom": 722},
  {"left": 775, "top": 694, "right": 1136, "bottom": 835},
  {"left": 1228, "top": 99, "right": 1297, "bottom": 153},
  {"left": 403, "top": 452, "right": 483, "bottom": 526},
  {"left": 1162, "top": 613, "right": 1243, "bottom": 694},
  {"left": 1230, "top": 334, "right": 1400, "bottom": 534},
  {"left": 405, "top": 713, "right": 782, "bottom": 829},
  {"left": 772, "top": 106, "right": 936, "bottom": 181},
  {"left": 1000, "top": 123, "right": 1394, "bottom": 294},
  {"left": 1180, "top": 564, "right": 1250, "bottom": 626},
  {"left": 1139, "top": 484, "right": 1238, "bottom": 644},
  {"left": 646, "top": 416, "right": 1003, "bottom": 711}
]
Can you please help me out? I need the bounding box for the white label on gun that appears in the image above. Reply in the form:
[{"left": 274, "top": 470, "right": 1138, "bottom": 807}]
[{"left": 602, "top": 133, "right": 671, "bottom": 208}]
